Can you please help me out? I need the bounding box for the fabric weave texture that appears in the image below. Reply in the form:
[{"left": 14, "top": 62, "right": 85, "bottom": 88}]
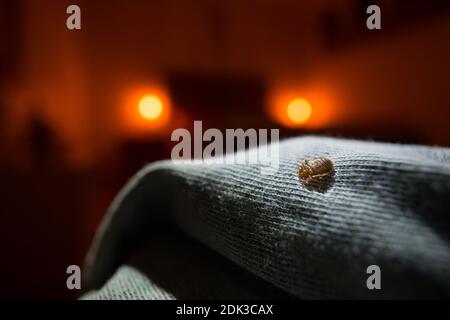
[{"left": 83, "top": 136, "right": 450, "bottom": 299}]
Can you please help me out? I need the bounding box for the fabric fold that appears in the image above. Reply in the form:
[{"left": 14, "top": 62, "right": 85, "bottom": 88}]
[{"left": 84, "top": 136, "right": 450, "bottom": 299}]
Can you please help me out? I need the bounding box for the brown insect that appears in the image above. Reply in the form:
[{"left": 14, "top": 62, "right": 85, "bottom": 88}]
[{"left": 298, "top": 157, "right": 335, "bottom": 184}]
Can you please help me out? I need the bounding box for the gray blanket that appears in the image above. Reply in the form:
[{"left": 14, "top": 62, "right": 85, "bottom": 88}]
[{"left": 82, "top": 136, "right": 450, "bottom": 299}]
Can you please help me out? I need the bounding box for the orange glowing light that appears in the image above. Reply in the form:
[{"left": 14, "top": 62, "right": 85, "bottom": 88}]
[
  {"left": 138, "top": 95, "right": 163, "bottom": 121},
  {"left": 286, "top": 98, "right": 312, "bottom": 124},
  {"left": 122, "top": 86, "right": 172, "bottom": 136},
  {"left": 268, "top": 89, "right": 332, "bottom": 129}
]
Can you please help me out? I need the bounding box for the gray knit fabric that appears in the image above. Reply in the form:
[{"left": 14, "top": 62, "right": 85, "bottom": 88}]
[
  {"left": 81, "top": 224, "right": 292, "bottom": 300},
  {"left": 83, "top": 136, "right": 450, "bottom": 299},
  {"left": 82, "top": 266, "right": 175, "bottom": 300}
]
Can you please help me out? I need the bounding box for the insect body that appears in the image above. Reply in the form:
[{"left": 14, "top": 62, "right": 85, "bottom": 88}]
[{"left": 298, "top": 157, "right": 334, "bottom": 184}]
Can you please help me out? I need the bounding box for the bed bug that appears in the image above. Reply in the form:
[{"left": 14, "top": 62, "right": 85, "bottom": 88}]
[{"left": 298, "top": 157, "right": 334, "bottom": 184}]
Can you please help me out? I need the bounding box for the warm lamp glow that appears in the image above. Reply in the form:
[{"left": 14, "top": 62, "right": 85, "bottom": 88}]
[
  {"left": 286, "top": 98, "right": 312, "bottom": 124},
  {"left": 122, "top": 86, "right": 173, "bottom": 137},
  {"left": 138, "top": 95, "right": 163, "bottom": 121},
  {"left": 268, "top": 89, "right": 331, "bottom": 129}
]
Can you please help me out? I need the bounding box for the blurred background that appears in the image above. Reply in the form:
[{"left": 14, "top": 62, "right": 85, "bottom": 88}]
[{"left": 0, "top": 0, "right": 449, "bottom": 299}]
